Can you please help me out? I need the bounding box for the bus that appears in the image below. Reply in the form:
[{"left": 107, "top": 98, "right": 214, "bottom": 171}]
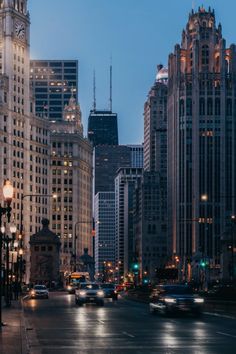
[{"left": 66, "top": 272, "right": 90, "bottom": 293}]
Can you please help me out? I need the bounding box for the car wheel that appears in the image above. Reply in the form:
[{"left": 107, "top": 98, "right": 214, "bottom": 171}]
[
  {"left": 98, "top": 301, "right": 104, "bottom": 306},
  {"left": 112, "top": 295, "right": 118, "bottom": 301},
  {"left": 77, "top": 301, "right": 83, "bottom": 307}
]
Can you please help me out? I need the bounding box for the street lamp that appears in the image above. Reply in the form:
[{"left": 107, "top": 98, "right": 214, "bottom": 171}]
[{"left": 0, "top": 179, "right": 14, "bottom": 328}]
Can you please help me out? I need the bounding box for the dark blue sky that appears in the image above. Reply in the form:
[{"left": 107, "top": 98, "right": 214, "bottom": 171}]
[{"left": 29, "top": 0, "right": 236, "bottom": 144}]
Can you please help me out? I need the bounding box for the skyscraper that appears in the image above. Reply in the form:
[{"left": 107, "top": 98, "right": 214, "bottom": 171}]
[
  {"left": 30, "top": 60, "right": 78, "bottom": 121},
  {"left": 0, "top": 0, "right": 50, "bottom": 283},
  {"left": 87, "top": 66, "right": 118, "bottom": 146},
  {"left": 144, "top": 65, "right": 168, "bottom": 173},
  {"left": 50, "top": 94, "right": 93, "bottom": 273},
  {"left": 94, "top": 192, "right": 115, "bottom": 275},
  {"left": 115, "top": 167, "right": 143, "bottom": 277},
  {"left": 168, "top": 7, "right": 236, "bottom": 282},
  {"left": 88, "top": 109, "right": 118, "bottom": 146}
]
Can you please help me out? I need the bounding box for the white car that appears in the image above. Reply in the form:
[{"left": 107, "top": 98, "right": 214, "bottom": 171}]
[
  {"left": 75, "top": 283, "right": 104, "bottom": 306},
  {"left": 30, "top": 285, "right": 49, "bottom": 299}
]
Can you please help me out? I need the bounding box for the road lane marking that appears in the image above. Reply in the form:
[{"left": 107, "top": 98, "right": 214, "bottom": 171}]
[
  {"left": 204, "top": 312, "right": 236, "bottom": 320},
  {"left": 122, "top": 331, "right": 135, "bottom": 338},
  {"left": 217, "top": 331, "right": 236, "bottom": 339}
]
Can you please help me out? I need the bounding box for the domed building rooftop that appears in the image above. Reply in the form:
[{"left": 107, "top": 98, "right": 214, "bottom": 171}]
[{"left": 156, "top": 64, "right": 168, "bottom": 83}]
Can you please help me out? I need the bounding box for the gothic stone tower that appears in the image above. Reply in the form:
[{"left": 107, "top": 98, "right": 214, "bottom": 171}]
[
  {"left": 0, "top": 0, "right": 50, "bottom": 283},
  {"left": 168, "top": 7, "right": 236, "bottom": 282}
]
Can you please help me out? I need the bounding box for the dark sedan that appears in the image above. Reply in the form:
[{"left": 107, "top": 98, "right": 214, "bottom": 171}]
[
  {"left": 149, "top": 284, "right": 204, "bottom": 316},
  {"left": 100, "top": 283, "right": 118, "bottom": 300}
]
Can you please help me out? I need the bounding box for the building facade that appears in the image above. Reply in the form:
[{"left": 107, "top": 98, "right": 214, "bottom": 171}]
[
  {"left": 134, "top": 172, "right": 168, "bottom": 281},
  {"left": 94, "top": 145, "right": 131, "bottom": 195},
  {"left": 168, "top": 7, "right": 236, "bottom": 282},
  {"left": 0, "top": 0, "right": 50, "bottom": 283},
  {"left": 88, "top": 109, "right": 118, "bottom": 147},
  {"left": 50, "top": 94, "right": 93, "bottom": 276},
  {"left": 30, "top": 60, "right": 78, "bottom": 121},
  {"left": 94, "top": 192, "right": 115, "bottom": 275},
  {"left": 127, "top": 144, "right": 144, "bottom": 168},
  {"left": 144, "top": 65, "right": 168, "bottom": 173},
  {"left": 115, "top": 167, "right": 143, "bottom": 277}
]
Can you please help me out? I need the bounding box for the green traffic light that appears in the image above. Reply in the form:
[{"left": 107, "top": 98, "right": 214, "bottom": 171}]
[
  {"left": 133, "top": 264, "right": 139, "bottom": 270},
  {"left": 200, "top": 261, "right": 206, "bottom": 267}
]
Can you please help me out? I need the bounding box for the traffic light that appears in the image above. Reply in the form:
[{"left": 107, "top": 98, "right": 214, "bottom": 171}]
[
  {"left": 200, "top": 260, "right": 206, "bottom": 267},
  {"left": 132, "top": 263, "right": 139, "bottom": 274}
]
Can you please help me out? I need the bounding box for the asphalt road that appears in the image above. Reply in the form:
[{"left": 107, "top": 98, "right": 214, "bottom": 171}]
[{"left": 23, "top": 292, "right": 236, "bottom": 354}]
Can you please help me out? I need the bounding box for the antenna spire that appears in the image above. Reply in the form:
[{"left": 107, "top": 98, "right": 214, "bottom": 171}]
[
  {"left": 93, "top": 70, "right": 96, "bottom": 111},
  {"left": 109, "top": 56, "right": 112, "bottom": 112}
]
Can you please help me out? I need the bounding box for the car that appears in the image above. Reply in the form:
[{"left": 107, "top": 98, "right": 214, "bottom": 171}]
[
  {"left": 100, "top": 283, "right": 118, "bottom": 300},
  {"left": 149, "top": 284, "right": 204, "bottom": 316},
  {"left": 75, "top": 283, "right": 104, "bottom": 306},
  {"left": 66, "top": 284, "right": 76, "bottom": 294},
  {"left": 30, "top": 285, "right": 49, "bottom": 299}
]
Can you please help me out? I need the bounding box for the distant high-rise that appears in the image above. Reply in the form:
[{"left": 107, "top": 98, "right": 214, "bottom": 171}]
[
  {"left": 87, "top": 65, "right": 118, "bottom": 146},
  {"left": 144, "top": 65, "right": 168, "bottom": 172},
  {"left": 115, "top": 168, "right": 143, "bottom": 277},
  {"left": 94, "top": 192, "right": 115, "bottom": 275},
  {"left": 94, "top": 145, "right": 131, "bottom": 194},
  {"left": 50, "top": 93, "right": 93, "bottom": 272},
  {"left": 30, "top": 60, "right": 78, "bottom": 121},
  {"left": 127, "top": 144, "right": 144, "bottom": 168},
  {"left": 133, "top": 67, "right": 168, "bottom": 281},
  {"left": 168, "top": 7, "right": 236, "bottom": 282},
  {"left": 88, "top": 110, "right": 118, "bottom": 146}
]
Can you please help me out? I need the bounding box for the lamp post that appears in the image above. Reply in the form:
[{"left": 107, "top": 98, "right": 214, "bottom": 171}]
[{"left": 0, "top": 180, "right": 14, "bottom": 328}]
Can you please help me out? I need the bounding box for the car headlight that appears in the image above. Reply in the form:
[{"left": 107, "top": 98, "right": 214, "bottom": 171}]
[
  {"left": 97, "top": 290, "right": 104, "bottom": 297},
  {"left": 194, "top": 298, "right": 204, "bottom": 303},
  {"left": 67, "top": 286, "right": 72, "bottom": 291},
  {"left": 164, "top": 297, "right": 176, "bottom": 303},
  {"left": 31, "top": 290, "right": 36, "bottom": 295},
  {"left": 79, "top": 291, "right": 86, "bottom": 296}
]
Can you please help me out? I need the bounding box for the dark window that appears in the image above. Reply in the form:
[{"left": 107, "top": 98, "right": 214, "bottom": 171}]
[
  {"left": 215, "top": 98, "right": 221, "bottom": 115},
  {"left": 199, "top": 98, "right": 205, "bottom": 115},
  {"left": 207, "top": 98, "right": 213, "bottom": 115}
]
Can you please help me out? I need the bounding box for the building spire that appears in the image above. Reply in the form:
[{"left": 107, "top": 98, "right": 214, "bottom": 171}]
[
  {"left": 93, "top": 70, "right": 96, "bottom": 111},
  {"left": 109, "top": 56, "right": 112, "bottom": 112}
]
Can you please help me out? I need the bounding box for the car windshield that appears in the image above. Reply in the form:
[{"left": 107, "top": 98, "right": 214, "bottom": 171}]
[
  {"left": 161, "top": 286, "right": 193, "bottom": 295},
  {"left": 34, "top": 285, "right": 47, "bottom": 290},
  {"left": 80, "top": 284, "right": 99, "bottom": 290},
  {"left": 100, "top": 284, "right": 114, "bottom": 289}
]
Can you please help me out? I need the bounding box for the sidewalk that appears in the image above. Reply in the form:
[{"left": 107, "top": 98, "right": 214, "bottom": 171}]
[{"left": 0, "top": 297, "right": 28, "bottom": 354}]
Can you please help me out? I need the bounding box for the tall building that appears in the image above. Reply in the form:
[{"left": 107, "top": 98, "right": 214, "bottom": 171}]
[
  {"left": 115, "top": 167, "right": 143, "bottom": 277},
  {"left": 132, "top": 66, "right": 168, "bottom": 282},
  {"left": 0, "top": 0, "right": 50, "bottom": 283},
  {"left": 88, "top": 109, "right": 118, "bottom": 146},
  {"left": 50, "top": 94, "right": 93, "bottom": 274},
  {"left": 30, "top": 60, "right": 78, "bottom": 121},
  {"left": 168, "top": 7, "right": 236, "bottom": 282},
  {"left": 127, "top": 144, "right": 144, "bottom": 168},
  {"left": 94, "top": 192, "right": 115, "bottom": 275},
  {"left": 134, "top": 172, "right": 168, "bottom": 281},
  {"left": 94, "top": 145, "right": 131, "bottom": 194},
  {"left": 144, "top": 65, "right": 168, "bottom": 173}
]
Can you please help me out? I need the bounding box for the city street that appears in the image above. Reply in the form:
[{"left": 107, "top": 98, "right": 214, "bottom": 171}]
[{"left": 23, "top": 292, "right": 236, "bottom": 354}]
